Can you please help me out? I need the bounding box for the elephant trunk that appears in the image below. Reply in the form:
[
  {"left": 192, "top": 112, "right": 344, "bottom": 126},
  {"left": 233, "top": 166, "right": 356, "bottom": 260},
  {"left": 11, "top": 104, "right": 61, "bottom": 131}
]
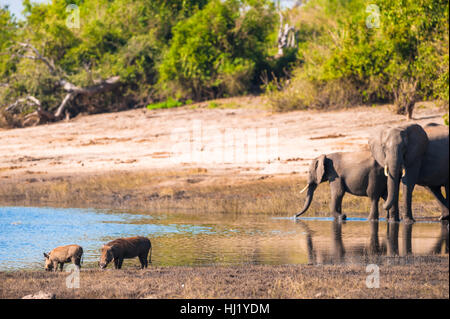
[
  {"left": 295, "top": 184, "right": 317, "bottom": 218},
  {"left": 383, "top": 161, "right": 402, "bottom": 211}
]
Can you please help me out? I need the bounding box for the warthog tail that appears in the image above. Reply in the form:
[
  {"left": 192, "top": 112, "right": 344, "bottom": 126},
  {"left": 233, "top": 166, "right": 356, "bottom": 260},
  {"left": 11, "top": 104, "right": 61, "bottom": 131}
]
[{"left": 148, "top": 246, "right": 152, "bottom": 264}]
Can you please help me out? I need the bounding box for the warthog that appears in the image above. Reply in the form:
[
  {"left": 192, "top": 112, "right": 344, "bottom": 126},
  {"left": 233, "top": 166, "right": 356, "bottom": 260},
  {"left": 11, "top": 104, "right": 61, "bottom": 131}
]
[
  {"left": 43, "top": 245, "right": 83, "bottom": 272},
  {"left": 99, "top": 236, "right": 152, "bottom": 269}
]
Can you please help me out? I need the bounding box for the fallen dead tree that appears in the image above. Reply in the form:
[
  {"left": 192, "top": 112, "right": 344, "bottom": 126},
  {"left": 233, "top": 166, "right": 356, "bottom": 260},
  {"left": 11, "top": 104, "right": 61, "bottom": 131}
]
[{"left": 3, "top": 42, "right": 121, "bottom": 126}]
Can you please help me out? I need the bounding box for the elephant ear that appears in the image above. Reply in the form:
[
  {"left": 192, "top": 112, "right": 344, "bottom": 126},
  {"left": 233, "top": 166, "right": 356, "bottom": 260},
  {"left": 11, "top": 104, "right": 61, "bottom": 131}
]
[
  {"left": 314, "top": 155, "right": 326, "bottom": 184},
  {"left": 368, "top": 128, "right": 386, "bottom": 167},
  {"left": 404, "top": 124, "right": 429, "bottom": 167}
]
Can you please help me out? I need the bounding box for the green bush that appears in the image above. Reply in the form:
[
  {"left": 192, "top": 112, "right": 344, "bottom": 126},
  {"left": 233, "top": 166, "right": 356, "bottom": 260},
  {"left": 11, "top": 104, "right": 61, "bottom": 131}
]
[
  {"left": 158, "top": 0, "right": 277, "bottom": 100},
  {"left": 270, "top": 0, "right": 449, "bottom": 111}
]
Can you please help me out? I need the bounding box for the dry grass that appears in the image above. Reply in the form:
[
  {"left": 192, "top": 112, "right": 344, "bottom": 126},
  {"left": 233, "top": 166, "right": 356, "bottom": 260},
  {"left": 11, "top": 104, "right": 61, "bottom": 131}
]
[
  {"left": 0, "top": 169, "right": 443, "bottom": 218},
  {"left": 1, "top": 260, "right": 447, "bottom": 299}
]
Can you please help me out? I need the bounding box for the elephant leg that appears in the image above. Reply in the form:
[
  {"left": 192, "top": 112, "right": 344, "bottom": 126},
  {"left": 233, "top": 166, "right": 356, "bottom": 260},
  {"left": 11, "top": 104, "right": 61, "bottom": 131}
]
[
  {"left": 390, "top": 208, "right": 400, "bottom": 222},
  {"left": 330, "top": 180, "right": 346, "bottom": 220},
  {"left": 402, "top": 166, "right": 421, "bottom": 223},
  {"left": 425, "top": 186, "right": 449, "bottom": 220},
  {"left": 402, "top": 182, "right": 416, "bottom": 222},
  {"left": 368, "top": 197, "right": 379, "bottom": 221},
  {"left": 389, "top": 200, "right": 400, "bottom": 222},
  {"left": 383, "top": 193, "right": 399, "bottom": 222}
]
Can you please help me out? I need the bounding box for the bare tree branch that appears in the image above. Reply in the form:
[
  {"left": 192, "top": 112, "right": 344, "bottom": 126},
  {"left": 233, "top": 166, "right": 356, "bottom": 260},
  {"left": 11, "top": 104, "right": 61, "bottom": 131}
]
[
  {"left": 54, "top": 93, "right": 75, "bottom": 118},
  {"left": 54, "top": 76, "right": 121, "bottom": 118},
  {"left": 4, "top": 41, "right": 122, "bottom": 125},
  {"left": 16, "top": 42, "right": 59, "bottom": 75},
  {"left": 5, "top": 95, "right": 41, "bottom": 112}
]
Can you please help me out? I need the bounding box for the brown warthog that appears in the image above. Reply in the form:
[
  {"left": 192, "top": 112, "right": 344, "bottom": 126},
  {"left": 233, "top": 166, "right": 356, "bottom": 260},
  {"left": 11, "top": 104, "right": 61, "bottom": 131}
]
[
  {"left": 99, "top": 236, "right": 152, "bottom": 269},
  {"left": 43, "top": 245, "right": 83, "bottom": 272}
]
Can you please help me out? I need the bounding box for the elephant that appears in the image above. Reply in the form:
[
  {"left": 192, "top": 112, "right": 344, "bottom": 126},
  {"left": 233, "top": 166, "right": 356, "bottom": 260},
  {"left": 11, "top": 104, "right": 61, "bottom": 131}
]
[
  {"left": 368, "top": 123, "right": 448, "bottom": 222},
  {"left": 294, "top": 150, "right": 398, "bottom": 221},
  {"left": 417, "top": 123, "right": 449, "bottom": 220}
]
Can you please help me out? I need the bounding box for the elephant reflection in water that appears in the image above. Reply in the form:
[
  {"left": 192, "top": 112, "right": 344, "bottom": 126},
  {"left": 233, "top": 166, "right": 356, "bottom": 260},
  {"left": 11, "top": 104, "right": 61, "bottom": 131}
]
[
  {"left": 296, "top": 220, "right": 449, "bottom": 265},
  {"left": 430, "top": 221, "right": 449, "bottom": 255}
]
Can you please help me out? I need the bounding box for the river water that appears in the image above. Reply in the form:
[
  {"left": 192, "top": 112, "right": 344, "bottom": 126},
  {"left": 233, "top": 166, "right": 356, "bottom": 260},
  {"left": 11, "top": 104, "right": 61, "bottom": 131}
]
[{"left": 0, "top": 206, "right": 447, "bottom": 270}]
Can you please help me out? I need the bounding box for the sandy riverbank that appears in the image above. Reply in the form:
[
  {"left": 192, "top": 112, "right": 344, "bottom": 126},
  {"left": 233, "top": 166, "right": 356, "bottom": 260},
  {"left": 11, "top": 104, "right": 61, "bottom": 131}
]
[{"left": 0, "top": 99, "right": 446, "bottom": 183}]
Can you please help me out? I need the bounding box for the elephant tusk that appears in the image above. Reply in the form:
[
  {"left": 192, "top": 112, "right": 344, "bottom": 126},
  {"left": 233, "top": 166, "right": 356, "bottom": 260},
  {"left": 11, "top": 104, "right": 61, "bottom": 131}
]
[
  {"left": 402, "top": 168, "right": 406, "bottom": 177},
  {"left": 384, "top": 165, "right": 389, "bottom": 177},
  {"left": 300, "top": 185, "right": 309, "bottom": 193}
]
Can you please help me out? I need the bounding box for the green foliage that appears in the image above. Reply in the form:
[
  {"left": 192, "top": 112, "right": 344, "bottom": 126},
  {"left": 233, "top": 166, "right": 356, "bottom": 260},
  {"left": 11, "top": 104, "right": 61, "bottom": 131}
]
[
  {"left": 158, "top": 0, "right": 277, "bottom": 100},
  {"left": 146, "top": 98, "right": 183, "bottom": 110},
  {"left": 270, "top": 0, "right": 449, "bottom": 111},
  {"left": 208, "top": 102, "right": 219, "bottom": 108},
  {"left": 0, "top": 0, "right": 211, "bottom": 126},
  {"left": 1, "top": 0, "right": 448, "bottom": 124},
  {"left": 0, "top": 6, "right": 18, "bottom": 87}
]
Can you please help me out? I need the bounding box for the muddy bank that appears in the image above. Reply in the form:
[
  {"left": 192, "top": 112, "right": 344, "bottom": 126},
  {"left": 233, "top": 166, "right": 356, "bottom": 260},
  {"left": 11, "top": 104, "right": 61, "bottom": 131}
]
[{"left": 1, "top": 260, "right": 448, "bottom": 299}]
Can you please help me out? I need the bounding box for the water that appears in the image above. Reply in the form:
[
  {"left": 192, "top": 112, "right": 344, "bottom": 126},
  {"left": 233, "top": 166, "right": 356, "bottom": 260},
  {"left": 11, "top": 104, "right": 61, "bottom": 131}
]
[{"left": 0, "top": 207, "right": 447, "bottom": 270}]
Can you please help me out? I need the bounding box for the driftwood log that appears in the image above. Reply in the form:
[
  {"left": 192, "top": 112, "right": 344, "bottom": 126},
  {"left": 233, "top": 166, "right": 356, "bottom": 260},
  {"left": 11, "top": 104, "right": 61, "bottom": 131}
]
[{"left": 3, "top": 42, "right": 121, "bottom": 125}]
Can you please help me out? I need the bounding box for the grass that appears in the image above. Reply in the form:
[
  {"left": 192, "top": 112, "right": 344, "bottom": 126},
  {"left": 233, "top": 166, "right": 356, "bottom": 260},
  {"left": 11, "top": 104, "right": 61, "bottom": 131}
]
[
  {"left": 1, "top": 261, "right": 447, "bottom": 299},
  {"left": 0, "top": 169, "right": 443, "bottom": 219},
  {"left": 208, "top": 101, "right": 220, "bottom": 109}
]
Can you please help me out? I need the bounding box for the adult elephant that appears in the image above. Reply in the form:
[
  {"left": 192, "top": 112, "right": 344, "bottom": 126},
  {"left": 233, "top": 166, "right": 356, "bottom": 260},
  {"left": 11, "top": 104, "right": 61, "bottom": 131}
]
[
  {"left": 368, "top": 123, "right": 448, "bottom": 222},
  {"left": 295, "top": 150, "right": 397, "bottom": 221},
  {"left": 418, "top": 123, "right": 449, "bottom": 220}
]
